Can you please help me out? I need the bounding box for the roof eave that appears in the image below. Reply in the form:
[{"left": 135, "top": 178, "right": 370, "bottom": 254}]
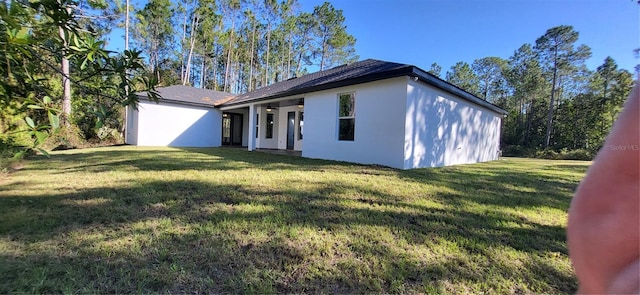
[
  {"left": 219, "top": 66, "right": 415, "bottom": 108},
  {"left": 218, "top": 63, "right": 507, "bottom": 116}
]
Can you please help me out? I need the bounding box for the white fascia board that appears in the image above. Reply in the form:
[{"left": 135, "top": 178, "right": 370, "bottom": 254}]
[{"left": 137, "top": 96, "right": 217, "bottom": 109}]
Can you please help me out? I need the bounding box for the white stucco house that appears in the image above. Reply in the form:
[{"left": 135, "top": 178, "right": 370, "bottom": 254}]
[
  {"left": 125, "top": 86, "right": 233, "bottom": 147},
  {"left": 126, "top": 59, "right": 506, "bottom": 169}
]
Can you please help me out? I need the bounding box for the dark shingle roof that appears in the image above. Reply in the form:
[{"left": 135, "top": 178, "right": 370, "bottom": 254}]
[
  {"left": 224, "top": 59, "right": 411, "bottom": 106},
  {"left": 138, "top": 85, "right": 235, "bottom": 107},
  {"left": 221, "top": 58, "right": 506, "bottom": 115}
]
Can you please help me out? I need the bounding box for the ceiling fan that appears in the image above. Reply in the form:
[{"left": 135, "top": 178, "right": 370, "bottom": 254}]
[{"left": 266, "top": 104, "right": 278, "bottom": 111}]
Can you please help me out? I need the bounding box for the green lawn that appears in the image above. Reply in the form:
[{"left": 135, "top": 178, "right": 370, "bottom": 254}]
[{"left": 0, "top": 147, "right": 588, "bottom": 294}]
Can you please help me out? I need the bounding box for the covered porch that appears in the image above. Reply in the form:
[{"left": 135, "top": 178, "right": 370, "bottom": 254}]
[{"left": 219, "top": 97, "right": 305, "bottom": 152}]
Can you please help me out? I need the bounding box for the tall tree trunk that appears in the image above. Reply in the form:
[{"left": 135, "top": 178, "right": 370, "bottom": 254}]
[
  {"left": 125, "top": 0, "right": 129, "bottom": 52},
  {"left": 184, "top": 14, "right": 199, "bottom": 85},
  {"left": 155, "top": 51, "right": 161, "bottom": 83},
  {"left": 236, "top": 61, "right": 241, "bottom": 93},
  {"left": 320, "top": 44, "right": 325, "bottom": 71},
  {"left": 287, "top": 33, "right": 292, "bottom": 79},
  {"left": 295, "top": 50, "right": 303, "bottom": 75},
  {"left": 122, "top": 0, "right": 130, "bottom": 137},
  {"left": 265, "top": 23, "right": 271, "bottom": 85},
  {"left": 249, "top": 21, "right": 256, "bottom": 91},
  {"left": 518, "top": 96, "right": 523, "bottom": 130},
  {"left": 320, "top": 31, "right": 327, "bottom": 71},
  {"left": 544, "top": 53, "right": 558, "bottom": 149},
  {"left": 224, "top": 16, "right": 235, "bottom": 92},
  {"left": 200, "top": 51, "right": 206, "bottom": 88},
  {"left": 281, "top": 36, "right": 286, "bottom": 81},
  {"left": 58, "top": 5, "right": 72, "bottom": 125},
  {"left": 180, "top": 9, "right": 188, "bottom": 84},
  {"left": 525, "top": 96, "right": 534, "bottom": 146},
  {"left": 574, "top": 99, "right": 581, "bottom": 149},
  {"left": 601, "top": 79, "right": 608, "bottom": 137},
  {"left": 213, "top": 55, "right": 218, "bottom": 90},
  {"left": 482, "top": 82, "right": 489, "bottom": 100}
]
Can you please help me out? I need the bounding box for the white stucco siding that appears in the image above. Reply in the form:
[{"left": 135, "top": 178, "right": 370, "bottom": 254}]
[
  {"left": 274, "top": 105, "right": 304, "bottom": 151},
  {"left": 404, "top": 79, "right": 502, "bottom": 169},
  {"left": 133, "top": 100, "right": 222, "bottom": 147},
  {"left": 303, "top": 77, "right": 408, "bottom": 168},
  {"left": 257, "top": 107, "right": 279, "bottom": 149}
]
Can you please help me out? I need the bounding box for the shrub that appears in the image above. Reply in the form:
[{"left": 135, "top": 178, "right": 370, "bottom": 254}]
[
  {"left": 43, "top": 124, "right": 87, "bottom": 151},
  {"left": 502, "top": 145, "right": 534, "bottom": 157},
  {"left": 502, "top": 145, "right": 522, "bottom": 157},
  {"left": 534, "top": 149, "right": 560, "bottom": 160},
  {"left": 530, "top": 148, "right": 594, "bottom": 161},
  {"left": 0, "top": 135, "right": 28, "bottom": 158},
  {"left": 559, "top": 149, "right": 594, "bottom": 161},
  {"left": 0, "top": 135, "right": 28, "bottom": 172}
]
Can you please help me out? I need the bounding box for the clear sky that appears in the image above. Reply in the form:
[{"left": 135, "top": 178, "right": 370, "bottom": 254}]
[
  {"left": 107, "top": 0, "right": 640, "bottom": 74},
  {"left": 299, "top": 0, "right": 639, "bottom": 74}
]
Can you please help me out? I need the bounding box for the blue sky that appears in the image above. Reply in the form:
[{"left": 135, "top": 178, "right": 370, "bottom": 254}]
[
  {"left": 303, "top": 0, "right": 639, "bottom": 74},
  {"left": 107, "top": 0, "right": 639, "bottom": 74}
]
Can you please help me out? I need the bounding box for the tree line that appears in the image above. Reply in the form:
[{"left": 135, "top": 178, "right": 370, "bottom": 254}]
[
  {"left": 431, "top": 25, "right": 635, "bottom": 157},
  {"left": 133, "top": 0, "right": 357, "bottom": 93}
]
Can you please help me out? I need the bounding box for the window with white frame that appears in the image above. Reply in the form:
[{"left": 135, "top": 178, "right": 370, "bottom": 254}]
[{"left": 338, "top": 93, "right": 355, "bottom": 141}]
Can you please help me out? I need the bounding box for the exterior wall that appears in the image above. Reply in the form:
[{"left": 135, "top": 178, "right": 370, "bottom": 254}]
[
  {"left": 251, "top": 106, "right": 303, "bottom": 151},
  {"left": 132, "top": 100, "right": 222, "bottom": 147},
  {"left": 274, "top": 105, "right": 303, "bottom": 151},
  {"left": 404, "top": 78, "right": 502, "bottom": 169},
  {"left": 303, "top": 77, "right": 408, "bottom": 168},
  {"left": 257, "top": 107, "right": 279, "bottom": 149}
]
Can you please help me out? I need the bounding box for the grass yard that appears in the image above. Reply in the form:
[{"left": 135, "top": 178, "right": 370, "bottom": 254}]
[{"left": 0, "top": 147, "right": 589, "bottom": 294}]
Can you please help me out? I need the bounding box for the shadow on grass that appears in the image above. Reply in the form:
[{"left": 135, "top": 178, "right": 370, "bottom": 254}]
[
  {"left": 0, "top": 148, "right": 584, "bottom": 293},
  {"left": 22, "top": 149, "right": 354, "bottom": 176},
  {"left": 30, "top": 148, "right": 585, "bottom": 213},
  {"left": 400, "top": 163, "right": 586, "bottom": 212},
  {"left": 2, "top": 182, "right": 574, "bottom": 293}
]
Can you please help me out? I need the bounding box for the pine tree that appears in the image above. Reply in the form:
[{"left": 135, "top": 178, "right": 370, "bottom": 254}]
[
  {"left": 312, "top": 2, "right": 357, "bottom": 71},
  {"left": 445, "top": 62, "right": 480, "bottom": 96},
  {"left": 428, "top": 63, "right": 442, "bottom": 78},
  {"left": 133, "top": 0, "right": 174, "bottom": 82},
  {"left": 472, "top": 57, "right": 507, "bottom": 102},
  {"left": 534, "top": 25, "right": 591, "bottom": 148}
]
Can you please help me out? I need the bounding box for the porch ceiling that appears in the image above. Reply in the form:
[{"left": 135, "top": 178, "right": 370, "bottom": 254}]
[
  {"left": 220, "top": 97, "right": 304, "bottom": 110},
  {"left": 264, "top": 98, "right": 304, "bottom": 108}
]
